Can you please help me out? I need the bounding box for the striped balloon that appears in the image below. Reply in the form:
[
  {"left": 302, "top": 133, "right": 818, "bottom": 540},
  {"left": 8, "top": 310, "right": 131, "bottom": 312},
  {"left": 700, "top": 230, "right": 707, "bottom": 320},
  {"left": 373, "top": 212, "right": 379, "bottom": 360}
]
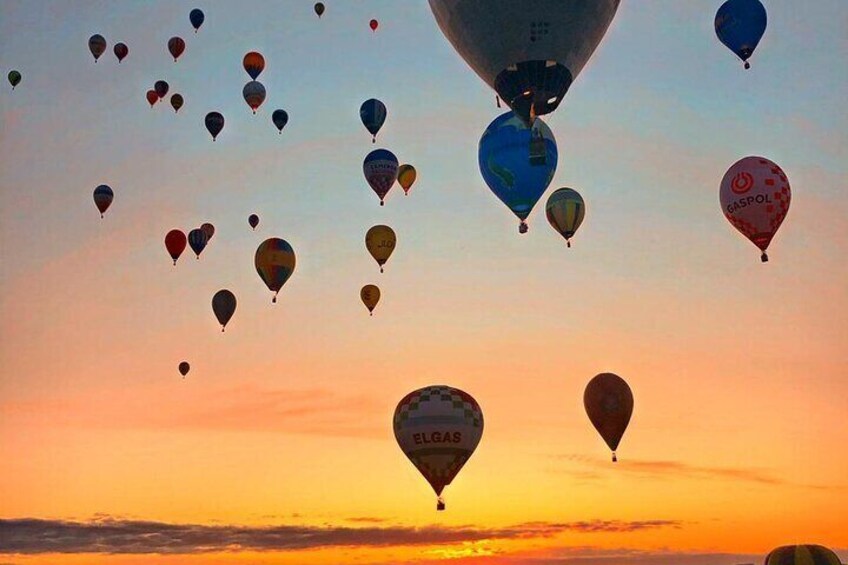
[
  {"left": 765, "top": 545, "right": 842, "bottom": 565},
  {"left": 393, "top": 385, "right": 484, "bottom": 511},
  {"left": 545, "top": 187, "right": 585, "bottom": 247},
  {"left": 255, "top": 238, "right": 296, "bottom": 303}
]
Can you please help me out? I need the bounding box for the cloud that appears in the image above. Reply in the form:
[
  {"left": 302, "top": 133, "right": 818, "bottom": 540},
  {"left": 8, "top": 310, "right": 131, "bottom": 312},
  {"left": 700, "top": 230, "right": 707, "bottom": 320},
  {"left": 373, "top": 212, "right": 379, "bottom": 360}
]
[{"left": 0, "top": 517, "right": 681, "bottom": 555}]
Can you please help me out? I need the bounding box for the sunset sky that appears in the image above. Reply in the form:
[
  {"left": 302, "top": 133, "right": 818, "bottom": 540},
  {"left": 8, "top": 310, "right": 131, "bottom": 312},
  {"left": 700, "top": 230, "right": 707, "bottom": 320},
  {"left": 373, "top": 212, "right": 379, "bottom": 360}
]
[{"left": 1, "top": 1, "right": 846, "bottom": 564}]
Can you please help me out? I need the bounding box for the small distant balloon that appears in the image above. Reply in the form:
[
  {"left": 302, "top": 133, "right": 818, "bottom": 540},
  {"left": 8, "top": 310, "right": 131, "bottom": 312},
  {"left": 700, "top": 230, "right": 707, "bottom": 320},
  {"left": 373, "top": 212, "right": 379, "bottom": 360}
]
[
  {"left": 170, "top": 93, "right": 184, "bottom": 113},
  {"left": 365, "top": 225, "right": 396, "bottom": 273},
  {"left": 89, "top": 34, "right": 106, "bottom": 62},
  {"left": 715, "top": 0, "right": 767, "bottom": 69},
  {"left": 8, "top": 70, "right": 21, "bottom": 90},
  {"left": 188, "top": 228, "right": 208, "bottom": 259},
  {"left": 243, "top": 51, "right": 265, "bottom": 80},
  {"left": 178, "top": 361, "right": 190, "bottom": 377},
  {"left": 93, "top": 185, "right": 113, "bottom": 218},
  {"left": 546, "top": 187, "right": 586, "bottom": 247},
  {"left": 154, "top": 80, "right": 169, "bottom": 99},
  {"left": 314, "top": 2, "right": 325, "bottom": 18},
  {"left": 584, "top": 373, "right": 634, "bottom": 462},
  {"left": 165, "top": 229, "right": 187, "bottom": 266},
  {"left": 255, "top": 238, "right": 296, "bottom": 303},
  {"left": 212, "top": 289, "right": 237, "bottom": 331},
  {"left": 146, "top": 90, "right": 158, "bottom": 107},
  {"left": 370, "top": 19, "right": 379, "bottom": 32},
  {"left": 272, "top": 109, "right": 289, "bottom": 133},
  {"left": 168, "top": 36, "right": 186, "bottom": 61},
  {"left": 363, "top": 148, "right": 399, "bottom": 206},
  {"left": 360, "top": 99, "right": 387, "bottom": 143},
  {"left": 243, "top": 81, "right": 266, "bottom": 114},
  {"left": 113, "top": 42, "right": 128, "bottom": 63},
  {"left": 248, "top": 214, "right": 260, "bottom": 230},
  {"left": 190, "top": 8, "right": 205, "bottom": 32},
  {"left": 397, "top": 164, "right": 417, "bottom": 195},
  {"left": 200, "top": 222, "right": 215, "bottom": 240},
  {"left": 205, "top": 112, "right": 224, "bottom": 140},
  {"left": 360, "top": 284, "right": 380, "bottom": 315}
]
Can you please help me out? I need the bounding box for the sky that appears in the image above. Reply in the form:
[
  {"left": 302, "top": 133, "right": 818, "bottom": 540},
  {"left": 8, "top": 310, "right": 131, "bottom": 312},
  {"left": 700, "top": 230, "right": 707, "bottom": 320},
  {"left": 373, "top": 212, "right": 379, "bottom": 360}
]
[{"left": 1, "top": 1, "right": 846, "bottom": 564}]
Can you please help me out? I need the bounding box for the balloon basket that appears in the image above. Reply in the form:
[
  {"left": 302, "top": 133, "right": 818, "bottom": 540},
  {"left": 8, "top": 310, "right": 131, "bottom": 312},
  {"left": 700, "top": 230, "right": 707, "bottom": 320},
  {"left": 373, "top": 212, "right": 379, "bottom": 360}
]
[
  {"left": 761, "top": 252, "right": 768, "bottom": 263},
  {"left": 612, "top": 452, "right": 618, "bottom": 463},
  {"left": 436, "top": 497, "right": 445, "bottom": 511}
]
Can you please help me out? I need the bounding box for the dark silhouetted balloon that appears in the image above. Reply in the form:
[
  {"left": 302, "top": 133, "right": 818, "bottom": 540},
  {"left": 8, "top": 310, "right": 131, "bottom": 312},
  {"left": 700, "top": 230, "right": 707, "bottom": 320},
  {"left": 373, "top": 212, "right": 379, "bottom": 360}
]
[
  {"left": 248, "top": 214, "right": 260, "bottom": 230},
  {"left": 168, "top": 36, "right": 186, "bottom": 61},
  {"left": 272, "top": 109, "right": 289, "bottom": 133},
  {"left": 190, "top": 9, "right": 205, "bottom": 32},
  {"left": 154, "top": 80, "right": 169, "bottom": 99},
  {"left": 360, "top": 99, "right": 386, "bottom": 143},
  {"left": 165, "top": 230, "right": 187, "bottom": 265},
  {"left": 715, "top": 0, "right": 767, "bottom": 69},
  {"left": 113, "top": 43, "right": 129, "bottom": 63},
  {"left": 8, "top": 70, "right": 21, "bottom": 90},
  {"left": 205, "top": 112, "right": 224, "bottom": 140},
  {"left": 255, "top": 238, "right": 296, "bottom": 303},
  {"left": 360, "top": 284, "right": 380, "bottom": 315},
  {"left": 146, "top": 90, "right": 158, "bottom": 107},
  {"left": 179, "top": 361, "right": 190, "bottom": 377},
  {"left": 188, "top": 228, "right": 208, "bottom": 259},
  {"left": 363, "top": 148, "right": 399, "bottom": 206},
  {"left": 314, "top": 3, "right": 325, "bottom": 17},
  {"left": 89, "top": 34, "right": 107, "bottom": 62},
  {"left": 243, "top": 51, "right": 265, "bottom": 80},
  {"left": 93, "top": 185, "right": 113, "bottom": 218},
  {"left": 170, "top": 93, "right": 184, "bottom": 113},
  {"left": 243, "top": 81, "right": 266, "bottom": 114},
  {"left": 764, "top": 545, "right": 841, "bottom": 565},
  {"left": 212, "top": 289, "right": 237, "bottom": 331},
  {"left": 546, "top": 187, "right": 585, "bottom": 247},
  {"left": 584, "top": 373, "right": 633, "bottom": 462},
  {"left": 200, "top": 223, "right": 215, "bottom": 240}
]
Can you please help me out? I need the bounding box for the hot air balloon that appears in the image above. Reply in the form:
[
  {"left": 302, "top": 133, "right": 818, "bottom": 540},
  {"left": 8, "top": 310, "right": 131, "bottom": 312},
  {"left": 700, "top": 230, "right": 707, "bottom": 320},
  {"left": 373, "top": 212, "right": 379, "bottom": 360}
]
[
  {"left": 88, "top": 34, "right": 107, "bottom": 62},
  {"left": 360, "top": 285, "right": 380, "bottom": 315},
  {"left": 212, "top": 289, "right": 237, "bottom": 331},
  {"left": 170, "top": 93, "right": 184, "bottom": 113},
  {"left": 168, "top": 36, "right": 186, "bottom": 61},
  {"left": 478, "top": 111, "right": 558, "bottom": 233},
  {"left": 243, "top": 51, "right": 265, "bottom": 80},
  {"left": 363, "top": 149, "right": 399, "bottom": 206},
  {"left": 200, "top": 222, "right": 215, "bottom": 240},
  {"left": 765, "top": 545, "right": 842, "bottom": 565},
  {"left": 154, "top": 80, "right": 169, "bottom": 99},
  {"left": 248, "top": 214, "right": 260, "bottom": 230},
  {"left": 146, "top": 90, "right": 158, "bottom": 107},
  {"left": 8, "top": 70, "right": 21, "bottom": 90},
  {"left": 370, "top": 19, "right": 379, "bottom": 32},
  {"left": 546, "top": 187, "right": 585, "bottom": 247},
  {"left": 272, "top": 109, "right": 289, "bottom": 133},
  {"left": 179, "top": 361, "right": 190, "bottom": 377},
  {"left": 255, "top": 238, "right": 296, "bottom": 303},
  {"left": 205, "top": 112, "right": 224, "bottom": 140},
  {"left": 365, "top": 225, "right": 396, "bottom": 273},
  {"left": 715, "top": 0, "right": 767, "bottom": 69},
  {"left": 429, "top": 0, "right": 619, "bottom": 125},
  {"left": 584, "top": 373, "right": 633, "bottom": 462},
  {"left": 243, "top": 81, "right": 266, "bottom": 114},
  {"left": 360, "top": 99, "right": 387, "bottom": 143},
  {"left": 165, "top": 229, "right": 187, "bottom": 266},
  {"left": 190, "top": 8, "right": 205, "bottom": 32},
  {"left": 397, "top": 164, "right": 417, "bottom": 195},
  {"left": 188, "top": 228, "right": 208, "bottom": 259},
  {"left": 314, "top": 2, "right": 325, "bottom": 17},
  {"left": 93, "top": 185, "right": 113, "bottom": 218},
  {"left": 720, "top": 156, "right": 790, "bottom": 262},
  {"left": 394, "top": 385, "right": 484, "bottom": 511},
  {"left": 113, "top": 42, "right": 128, "bottom": 63}
]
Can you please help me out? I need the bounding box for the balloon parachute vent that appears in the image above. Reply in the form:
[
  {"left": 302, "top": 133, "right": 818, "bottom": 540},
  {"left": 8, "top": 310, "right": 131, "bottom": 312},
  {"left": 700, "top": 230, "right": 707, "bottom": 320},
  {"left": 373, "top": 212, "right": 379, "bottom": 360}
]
[
  {"left": 761, "top": 252, "right": 768, "bottom": 263},
  {"left": 612, "top": 452, "right": 618, "bottom": 463},
  {"left": 436, "top": 498, "right": 445, "bottom": 511}
]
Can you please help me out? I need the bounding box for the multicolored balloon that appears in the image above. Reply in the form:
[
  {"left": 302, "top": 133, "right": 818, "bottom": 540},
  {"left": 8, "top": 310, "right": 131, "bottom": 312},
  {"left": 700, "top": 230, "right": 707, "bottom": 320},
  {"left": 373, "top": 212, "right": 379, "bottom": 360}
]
[
  {"left": 397, "top": 164, "right": 417, "bottom": 195},
  {"left": 365, "top": 225, "right": 396, "bottom": 273},
  {"left": 394, "top": 385, "right": 484, "bottom": 511},
  {"left": 765, "top": 545, "right": 842, "bottom": 565},
  {"left": 178, "top": 361, "right": 190, "bottom": 377},
  {"left": 170, "top": 93, "right": 184, "bottom": 113},
  {"left": 545, "top": 187, "right": 585, "bottom": 247},
  {"left": 314, "top": 2, "right": 325, "bottom": 18},
  {"left": 168, "top": 36, "right": 186, "bottom": 61},
  {"left": 165, "top": 229, "right": 187, "bottom": 266},
  {"left": 360, "top": 99, "right": 387, "bottom": 143},
  {"left": 584, "top": 373, "right": 633, "bottom": 462},
  {"left": 243, "top": 51, "right": 265, "bottom": 80},
  {"left": 243, "top": 81, "right": 266, "bottom": 114},
  {"left": 248, "top": 214, "right": 260, "bottom": 230},
  {"left": 8, "top": 70, "right": 21, "bottom": 90},
  {"left": 146, "top": 90, "right": 158, "bottom": 107},
  {"left": 478, "top": 111, "right": 557, "bottom": 233},
  {"left": 212, "top": 289, "right": 237, "bottom": 332},
  {"left": 255, "top": 238, "right": 296, "bottom": 303},
  {"left": 715, "top": 0, "right": 767, "bottom": 69},
  {"left": 189, "top": 8, "right": 205, "bottom": 32},
  {"left": 188, "top": 228, "right": 208, "bottom": 259},
  {"left": 88, "top": 34, "right": 106, "bottom": 62},
  {"left": 113, "top": 42, "right": 128, "bottom": 63},
  {"left": 363, "top": 148, "right": 399, "bottom": 206},
  {"left": 360, "top": 284, "right": 381, "bottom": 316},
  {"left": 205, "top": 112, "right": 225, "bottom": 140},
  {"left": 720, "top": 156, "right": 790, "bottom": 262},
  {"left": 154, "top": 80, "right": 169, "bottom": 99},
  {"left": 93, "top": 185, "right": 113, "bottom": 218},
  {"left": 272, "top": 109, "right": 289, "bottom": 133}
]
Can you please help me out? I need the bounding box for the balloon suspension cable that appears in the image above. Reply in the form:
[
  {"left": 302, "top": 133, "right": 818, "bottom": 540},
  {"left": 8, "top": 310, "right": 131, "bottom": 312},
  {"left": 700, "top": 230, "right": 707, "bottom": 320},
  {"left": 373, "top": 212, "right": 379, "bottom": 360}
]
[
  {"left": 744, "top": 61, "right": 751, "bottom": 70},
  {"left": 436, "top": 496, "right": 445, "bottom": 511},
  {"left": 761, "top": 252, "right": 769, "bottom": 263},
  {"left": 612, "top": 452, "right": 618, "bottom": 463}
]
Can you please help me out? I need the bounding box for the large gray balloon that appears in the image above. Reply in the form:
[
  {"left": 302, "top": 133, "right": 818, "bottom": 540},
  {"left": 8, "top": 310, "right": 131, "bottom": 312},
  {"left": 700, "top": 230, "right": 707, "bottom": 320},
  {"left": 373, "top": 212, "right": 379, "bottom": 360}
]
[{"left": 428, "top": 0, "right": 620, "bottom": 124}]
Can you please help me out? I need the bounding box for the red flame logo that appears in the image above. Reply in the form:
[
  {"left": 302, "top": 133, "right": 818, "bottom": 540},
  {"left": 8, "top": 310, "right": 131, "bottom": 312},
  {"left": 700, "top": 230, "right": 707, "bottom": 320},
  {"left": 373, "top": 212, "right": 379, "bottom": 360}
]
[{"left": 731, "top": 172, "right": 754, "bottom": 194}]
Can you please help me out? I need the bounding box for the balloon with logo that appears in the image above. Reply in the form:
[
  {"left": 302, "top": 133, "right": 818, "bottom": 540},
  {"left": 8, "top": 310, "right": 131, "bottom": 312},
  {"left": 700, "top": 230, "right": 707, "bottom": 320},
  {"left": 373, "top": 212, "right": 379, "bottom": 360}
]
[
  {"left": 113, "top": 42, "right": 128, "bottom": 63},
  {"left": 243, "top": 51, "right": 265, "bottom": 80},
  {"left": 398, "top": 164, "right": 417, "bottom": 195},
  {"left": 365, "top": 225, "right": 396, "bottom": 273},
  {"left": 720, "top": 156, "right": 790, "bottom": 262},
  {"left": 272, "top": 109, "right": 288, "bottom": 133},
  {"left": 394, "top": 385, "right": 484, "bottom": 511},
  {"left": 764, "top": 545, "right": 841, "bottom": 565},
  {"left": 212, "top": 289, "right": 237, "bottom": 332},
  {"left": 146, "top": 90, "right": 158, "bottom": 107},
  {"left": 168, "top": 36, "right": 186, "bottom": 61},
  {"left": 165, "top": 229, "right": 187, "bottom": 266},
  {"left": 205, "top": 112, "right": 224, "bottom": 140},
  {"left": 170, "top": 93, "right": 184, "bottom": 113},
  {"left": 546, "top": 187, "right": 585, "bottom": 247},
  {"left": 715, "top": 0, "right": 767, "bottom": 69},
  {"left": 88, "top": 34, "right": 106, "bottom": 62},
  {"left": 478, "top": 111, "right": 557, "bottom": 233},
  {"left": 154, "top": 80, "right": 169, "bottom": 99},
  {"left": 360, "top": 98, "right": 387, "bottom": 143},
  {"left": 360, "top": 284, "right": 380, "bottom": 316},
  {"left": 188, "top": 228, "right": 208, "bottom": 259},
  {"left": 178, "top": 361, "right": 190, "bottom": 377},
  {"left": 93, "top": 185, "right": 114, "bottom": 218},
  {"left": 243, "top": 81, "right": 266, "bottom": 114},
  {"left": 584, "top": 373, "right": 633, "bottom": 462},
  {"left": 314, "top": 2, "right": 325, "bottom": 18},
  {"left": 255, "top": 238, "right": 296, "bottom": 303},
  {"left": 363, "top": 149, "right": 399, "bottom": 206},
  {"left": 189, "top": 9, "right": 205, "bottom": 32},
  {"left": 248, "top": 214, "right": 260, "bottom": 230}
]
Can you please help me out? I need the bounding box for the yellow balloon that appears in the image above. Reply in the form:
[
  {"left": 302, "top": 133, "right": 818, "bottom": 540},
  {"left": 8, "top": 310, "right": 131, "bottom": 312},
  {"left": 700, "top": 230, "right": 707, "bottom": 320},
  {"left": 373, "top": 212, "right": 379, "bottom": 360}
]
[
  {"left": 365, "top": 225, "right": 396, "bottom": 272},
  {"left": 361, "top": 284, "right": 381, "bottom": 315},
  {"left": 398, "top": 164, "right": 417, "bottom": 195}
]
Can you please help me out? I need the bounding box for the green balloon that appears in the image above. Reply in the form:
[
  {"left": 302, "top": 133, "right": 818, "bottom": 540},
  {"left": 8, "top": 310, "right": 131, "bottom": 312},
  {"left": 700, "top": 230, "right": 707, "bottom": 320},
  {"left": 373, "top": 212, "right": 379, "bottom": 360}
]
[{"left": 8, "top": 70, "right": 21, "bottom": 89}]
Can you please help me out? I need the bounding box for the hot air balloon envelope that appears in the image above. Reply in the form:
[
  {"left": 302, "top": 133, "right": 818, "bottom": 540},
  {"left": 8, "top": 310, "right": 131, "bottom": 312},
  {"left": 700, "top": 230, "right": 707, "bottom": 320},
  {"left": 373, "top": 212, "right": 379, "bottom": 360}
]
[
  {"left": 89, "top": 34, "right": 107, "bottom": 61},
  {"left": 243, "top": 81, "right": 266, "bottom": 113},
  {"left": 584, "top": 373, "right": 633, "bottom": 461},
  {"left": 715, "top": 0, "right": 767, "bottom": 69},
  {"left": 546, "top": 187, "right": 585, "bottom": 246},
  {"left": 243, "top": 51, "right": 265, "bottom": 80},
  {"left": 93, "top": 185, "right": 114, "bottom": 217},
  {"left": 363, "top": 149, "right": 399, "bottom": 205},
  {"left": 365, "top": 225, "right": 396, "bottom": 272},
  {"left": 370, "top": 19, "right": 379, "bottom": 31},
  {"left": 765, "top": 545, "right": 842, "bottom": 565},
  {"left": 360, "top": 99, "right": 387, "bottom": 142},
  {"left": 205, "top": 112, "right": 225, "bottom": 140},
  {"left": 165, "top": 230, "right": 187, "bottom": 265},
  {"left": 200, "top": 223, "right": 215, "bottom": 240},
  {"left": 248, "top": 214, "right": 260, "bottom": 229},
  {"left": 255, "top": 238, "right": 296, "bottom": 302},
  {"left": 154, "top": 80, "right": 169, "bottom": 99},
  {"left": 179, "top": 361, "right": 190, "bottom": 376},
  {"left": 146, "top": 90, "right": 158, "bottom": 107},
  {"left": 168, "top": 36, "right": 186, "bottom": 61},
  {"left": 272, "top": 109, "right": 289, "bottom": 133},
  {"left": 113, "top": 42, "right": 129, "bottom": 62},
  {"left": 212, "top": 289, "right": 237, "bottom": 331},
  {"left": 190, "top": 9, "right": 205, "bottom": 31},
  {"left": 8, "top": 70, "right": 21, "bottom": 89},
  {"left": 360, "top": 284, "right": 381, "bottom": 314},
  {"left": 170, "top": 93, "right": 184, "bottom": 112},
  {"left": 314, "top": 2, "right": 325, "bottom": 17},
  {"left": 397, "top": 164, "right": 417, "bottom": 195},
  {"left": 188, "top": 228, "right": 208, "bottom": 258}
]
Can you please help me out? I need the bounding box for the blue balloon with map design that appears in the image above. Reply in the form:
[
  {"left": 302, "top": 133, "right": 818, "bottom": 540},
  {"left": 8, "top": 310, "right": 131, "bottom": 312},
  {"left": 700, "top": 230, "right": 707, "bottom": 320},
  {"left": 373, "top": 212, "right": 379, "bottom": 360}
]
[{"left": 478, "top": 111, "right": 558, "bottom": 233}]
